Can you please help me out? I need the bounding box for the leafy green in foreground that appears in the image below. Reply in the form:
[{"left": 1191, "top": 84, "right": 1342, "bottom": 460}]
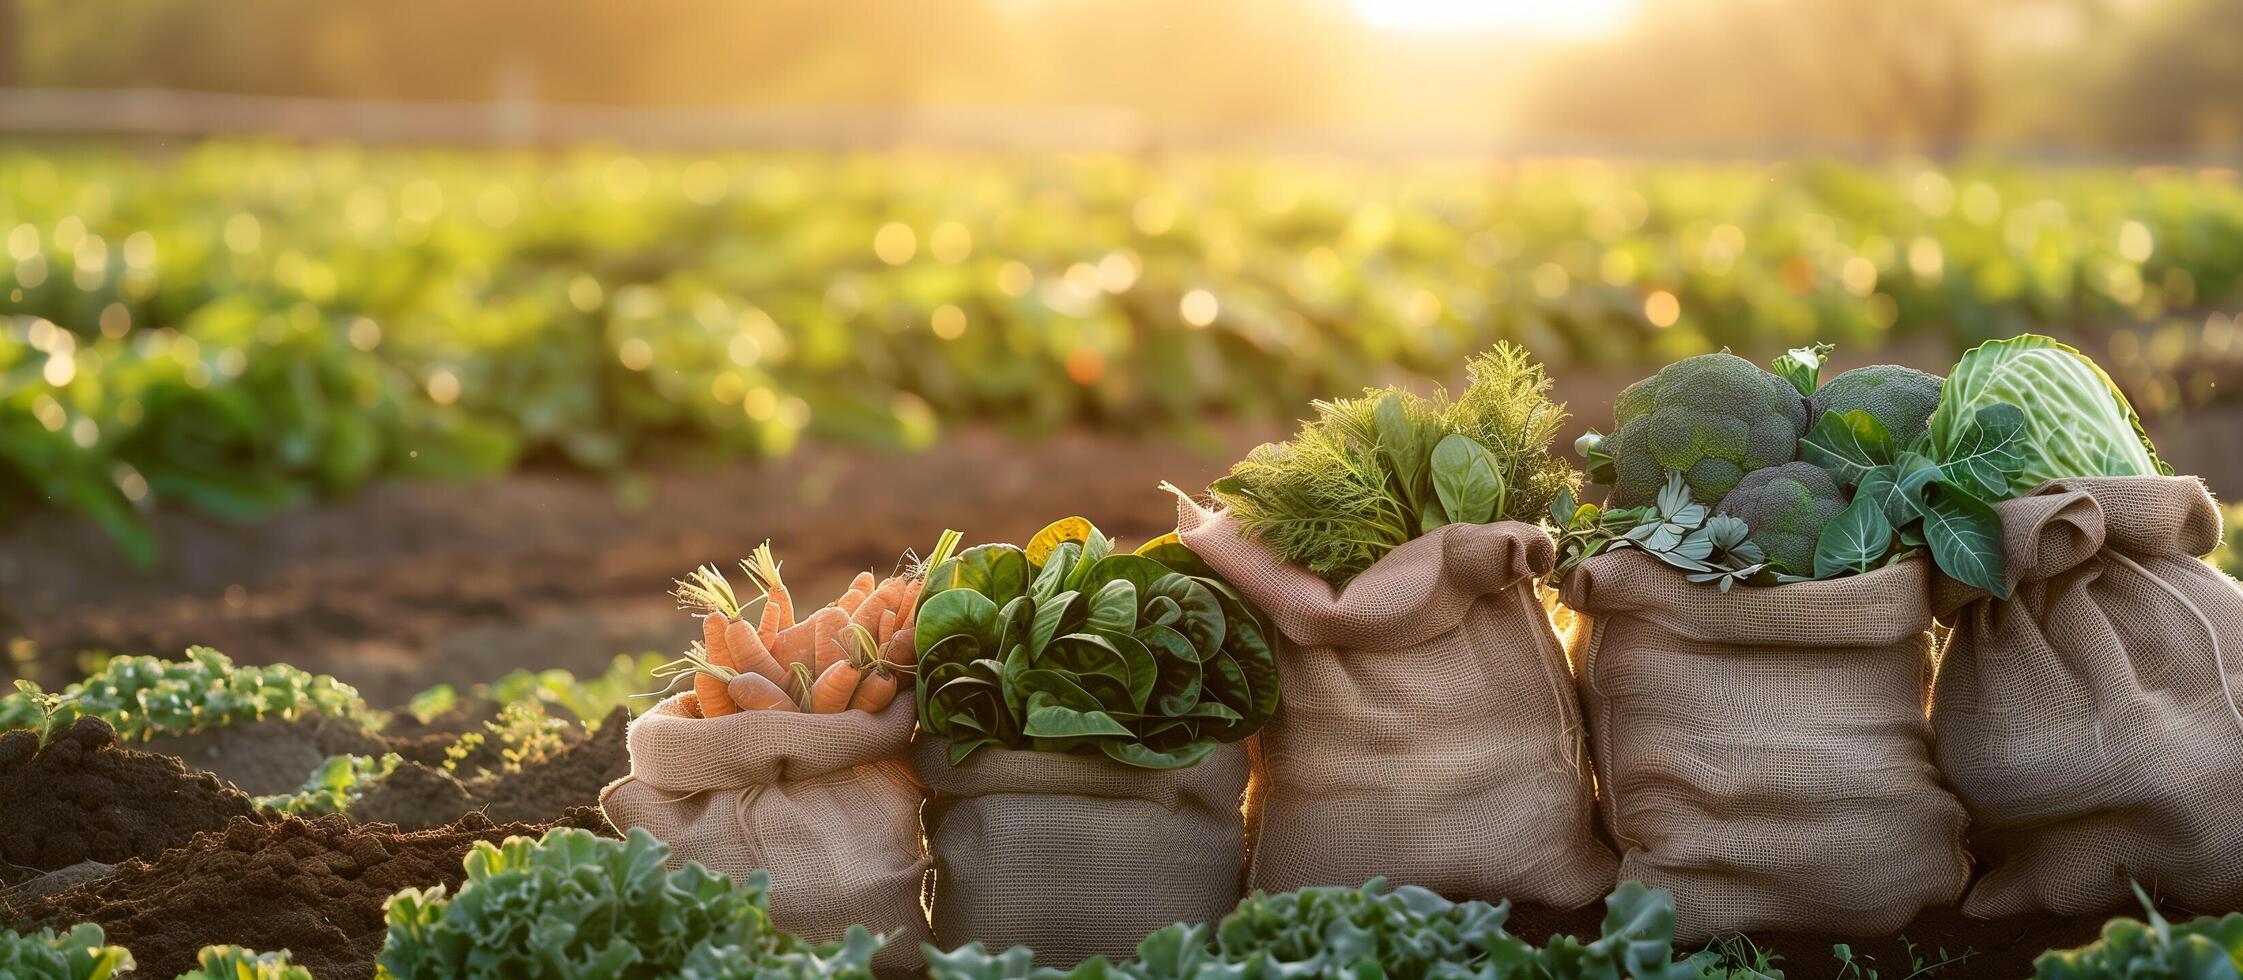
[
  {"left": 0, "top": 923, "right": 133, "bottom": 980},
  {"left": 178, "top": 946, "right": 315, "bottom": 980},
  {"left": 255, "top": 751, "right": 402, "bottom": 814},
  {"left": 0, "top": 647, "right": 372, "bottom": 740},
  {"left": 925, "top": 878, "right": 1717, "bottom": 979},
  {"left": 377, "top": 826, "right": 878, "bottom": 979},
  {"left": 2033, "top": 886, "right": 2243, "bottom": 980}
]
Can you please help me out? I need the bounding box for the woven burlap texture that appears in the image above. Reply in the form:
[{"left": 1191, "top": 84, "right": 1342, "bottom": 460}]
[
  {"left": 1933, "top": 476, "right": 2243, "bottom": 918},
  {"left": 1176, "top": 501, "right": 1616, "bottom": 909},
  {"left": 600, "top": 693, "right": 930, "bottom": 974},
  {"left": 1561, "top": 551, "right": 1968, "bottom": 941},
  {"left": 913, "top": 737, "right": 1249, "bottom": 967}
]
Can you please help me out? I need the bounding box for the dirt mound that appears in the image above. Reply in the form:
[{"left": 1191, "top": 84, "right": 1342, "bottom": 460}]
[
  {"left": 350, "top": 707, "right": 630, "bottom": 829},
  {"left": 0, "top": 717, "right": 261, "bottom": 888},
  {"left": 143, "top": 713, "right": 388, "bottom": 797},
  {"left": 5, "top": 808, "right": 613, "bottom": 980}
]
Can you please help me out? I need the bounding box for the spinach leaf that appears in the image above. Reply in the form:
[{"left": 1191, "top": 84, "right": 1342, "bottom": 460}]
[
  {"left": 1431, "top": 433, "right": 1505, "bottom": 526},
  {"left": 1799, "top": 409, "right": 1895, "bottom": 486},
  {"left": 1922, "top": 485, "right": 2009, "bottom": 599},
  {"left": 1813, "top": 496, "right": 1895, "bottom": 579},
  {"left": 913, "top": 516, "right": 1282, "bottom": 769}
]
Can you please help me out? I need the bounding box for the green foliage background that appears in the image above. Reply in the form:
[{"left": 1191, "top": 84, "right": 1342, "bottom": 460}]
[{"left": 5, "top": 144, "right": 2243, "bottom": 559}]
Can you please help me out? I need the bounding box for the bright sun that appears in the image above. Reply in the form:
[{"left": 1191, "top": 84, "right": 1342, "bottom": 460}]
[{"left": 1348, "top": 0, "right": 1638, "bottom": 37}]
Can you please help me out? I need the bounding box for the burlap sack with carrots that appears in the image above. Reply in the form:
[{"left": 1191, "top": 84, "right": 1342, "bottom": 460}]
[
  {"left": 600, "top": 693, "right": 931, "bottom": 974},
  {"left": 1176, "top": 502, "right": 1617, "bottom": 909},
  {"left": 914, "top": 737, "right": 1250, "bottom": 967},
  {"left": 1933, "top": 476, "right": 2243, "bottom": 918},
  {"left": 1561, "top": 552, "right": 1969, "bottom": 941}
]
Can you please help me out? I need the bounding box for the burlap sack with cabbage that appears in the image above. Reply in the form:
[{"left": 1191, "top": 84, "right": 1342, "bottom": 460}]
[
  {"left": 1933, "top": 476, "right": 2243, "bottom": 918},
  {"left": 1176, "top": 501, "right": 1616, "bottom": 909},
  {"left": 1561, "top": 551, "right": 1969, "bottom": 941},
  {"left": 600, "top": 693, "right": 930, "bottom": 973},
  {"left": 914, "top": 737, "right": 1250, "bottom": 967}
]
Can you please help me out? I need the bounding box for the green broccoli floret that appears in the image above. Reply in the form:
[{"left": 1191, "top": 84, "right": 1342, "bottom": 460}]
[
  {"left": 1604, "top": 352, "right": 1809, "bottom": 507},
  {"left": 1811, "top": 365, "right": 1945, "bottom": 450},
  {"left": 1716, "top": 462, "right": 1849, "bottom": 574}
]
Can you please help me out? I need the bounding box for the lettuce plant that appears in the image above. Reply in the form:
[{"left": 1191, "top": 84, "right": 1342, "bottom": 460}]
[
  {"left": 179, "top": 946, "right": 314, "bottom": 980},
  {"left": 377, "top": 827, "right": 877, "bottom": 979},
  {"left": 0, "top": 923, "right": 133, "bottom": 980},
  {"left": 914, "top": 517, "right": 1280, "bottom": 770},
  {"left": 2033, "top": 886, "right": 2243, "bottom": 980},
  {"left": 0, "top": 647, "right": 372, "bottom": 740},
  {"left": 925, "top": 879, "right": 1717, "bottom": 979}
]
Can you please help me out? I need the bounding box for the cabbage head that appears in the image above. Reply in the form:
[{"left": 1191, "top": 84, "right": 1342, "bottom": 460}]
[{"left": 1927, "top": 334, "right": 2167, "bottom": 499}]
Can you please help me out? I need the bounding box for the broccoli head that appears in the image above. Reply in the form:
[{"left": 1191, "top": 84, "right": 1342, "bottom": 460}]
[
  {"left": 1716, "top": 462, "right": 1849, "bottom": 574},
  {"left": 1811, "top": 365, "right": 1945, "bottom": 450},
  {"left": 1605, "top": 352, "right": 1810, "bottom": 507}
]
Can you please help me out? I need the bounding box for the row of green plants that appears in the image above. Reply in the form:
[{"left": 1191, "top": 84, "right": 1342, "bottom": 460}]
[
  {"left": 6, "top": 144, "right": 2242, "bottom": 561},
  {"left": 8, "top": 828, "right": 2239, "bottom": 979}
]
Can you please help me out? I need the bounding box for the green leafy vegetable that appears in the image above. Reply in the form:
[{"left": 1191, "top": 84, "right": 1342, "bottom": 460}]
[
  {"left": 1813, "top": 496, "right": 1896, "bottom": 579},
  {"left": 1554, "top": 474, "right": 1771, "bottom": 592},
  {"left": 2033, "top": 884, "right": 2243, "bottom": 980},
  {"left": 1211, "top": 343, "right": 1576, "bottom": 585},
  {"left": 179, "top": 946, "right": 314, "bottom": 980},
  {"left": 1798, "top": 410, "right": 1895, "bottom": 487},
  {"left": 1928, "top": 334, "right": 2168, "bottom": 496},
  {"left": 914, "top": 517, "right": 1279, "bottom": 769},
  {"left": 378, "top": 826, "right": 878, "bottom": 979},
  {"left": 925, "top": 878, "right": 1717, "bottom": 979},
  {"left": 255, "top": 752, "right": 402, "bottom": 814},
  {"left": 0, "top": 923, "right": 133, "bottom": 980},
  {"left": 0, "top": 646, "right": 373, "bottom": 740}
]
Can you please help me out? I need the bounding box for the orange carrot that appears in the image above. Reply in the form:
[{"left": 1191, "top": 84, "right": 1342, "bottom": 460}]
[
  {"left": 876, "top": 608, "right": 898, "bottom": 645},
  {"left": 896, "top": 579, "right": 923, "bottom": 632},
  {"left": 701, "top": 612, "right": 737, "bottom": 671},
  {"left": 728, "top": 672, "right": 796, "bottom": 711},
  {"left": 685, "top": 643, "right": 738, "bottom": 718},
  {"left": 808, "top": 660, "right": 863, "bottom": 713},
  {"left": 835, "top": 571, "right": 876, "bottom": 613},
  {"left": 787, "top": 661, "right": 814, "bottom": 701},
  {"left": 724, "top": 617, "right": 789, "bottom": 688},
  {"left": 879, "top": 626, "right": 916, "bottom": 668},
  {"left": 848, "top": 669, "right": 898, "bottom": 712},
  {"left": 850, "top": 580, "right": 894, "bottom": 637},
  {"left": 742, "top": 542, "right": 794, "bottom": 645},
  {"left": 808, "top": 606, "right": 850, "bottom": 674}
]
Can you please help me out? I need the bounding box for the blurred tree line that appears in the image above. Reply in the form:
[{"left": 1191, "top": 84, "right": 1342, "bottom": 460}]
[{"left": 0, "top": 0, "right": 2238, "bottom": 151}]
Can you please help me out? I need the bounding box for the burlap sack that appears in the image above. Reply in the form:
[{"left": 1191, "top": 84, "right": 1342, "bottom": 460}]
[
  {"left": 1175, "top": 503, "right": 1616, "bottom": 909},
  {"left": 1933, "top": 476, "right": 2243, "bottom": 918},
  {"left": 599, "top": 694, "right": 930, "bottom": 973},
  {"left": 1561, "top": 551, "right": 1969, "bottom": 941},
  {"left": 914, "top": 738, "right": 1249, "bottom": 967}
]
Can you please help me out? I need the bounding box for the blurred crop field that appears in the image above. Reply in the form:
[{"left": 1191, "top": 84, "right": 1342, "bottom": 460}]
[{"left": 6, "top": 143, "right": 2242, "bottom": 567}]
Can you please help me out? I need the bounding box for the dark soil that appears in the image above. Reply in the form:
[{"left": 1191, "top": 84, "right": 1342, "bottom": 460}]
[
  {"left": 3, "top": 808, "right": 615, "bottom": 980},
  {"left": 0, "top": 717, "right": 261, "bottom": 888},
  {"left": 143, "top": 713, "right": 389, "bottom": 797},
  {"left": 1505, "top": 899, "right": 2165, "bottom": 978},
  {"left": 350, "top": 707, "right": 630, "bottom": 829},
  {"left": 0, "top": 428, "right": 1280, "bottom": 707}
]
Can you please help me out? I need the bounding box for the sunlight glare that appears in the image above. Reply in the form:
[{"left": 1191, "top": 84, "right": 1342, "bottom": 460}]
[{"left": 1350, "top": 0, "right": 1636, "bottom": 37}]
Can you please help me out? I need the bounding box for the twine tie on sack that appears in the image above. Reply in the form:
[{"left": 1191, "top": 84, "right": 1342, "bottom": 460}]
[{"left": 2103, "top": 551, "right": 2243, "bottom": 735}]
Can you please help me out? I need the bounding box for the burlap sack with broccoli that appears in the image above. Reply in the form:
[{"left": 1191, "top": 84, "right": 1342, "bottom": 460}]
[
  {"left": 909, "top": 518, "right": 1278, "bottom": 965},
  {"left": 1935, "top": 477, "right": 2243, "bottom": 918},
  {"left": 600, "top": 546, "right": 932, "bottom": 973},
  {"left": 1179, "top": 344, "right": 1618, "bottom": 910},
  {"left": 1557, "top": 348, "right": 1987, "bottom": 939}
]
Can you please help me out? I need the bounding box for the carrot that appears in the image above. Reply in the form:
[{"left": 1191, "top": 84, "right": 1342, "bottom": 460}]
[
  {"left": 850, "top": 579, "right": 895, "bottom": 637},
  {"left": 724, "top": 617, "right": 789, "bottom": 688},
  {"left": 787, "top": 661, "right": 814, "bottom": 701},
  {"left": 741, "top": 542, "right": 794, "bottom": 645},
  {"left": 701, "top": 612, "right": 737, "bottom": 671},
  {"left": 808, "top": 606, "right": 851, "bottom": 675},
  {"left": 896, "top": 579, "right": 923, "bottom": 633},
  {"left": 808, "top": 660, "right": 863, "bottom": 713},
  {"left": 835, "top": 571, "right": 876, "bottom": 613},
  {"left": 728, "top": 672, "right": 796, "bottom": 711},
  {"left": 648, "top": 641, "right": 749, "bottom": 718},
  {"left": 848, "top": 669, "right": 898, "bottom": 712},
  {"left": 671, "top": 563, "right": 745, "bottom": 620},
  {"left": 879, "top": 625, "right": 916, "bottom": 668},
  {"left": 876, "top": 608, "right": 899, "bottom": 645}
]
